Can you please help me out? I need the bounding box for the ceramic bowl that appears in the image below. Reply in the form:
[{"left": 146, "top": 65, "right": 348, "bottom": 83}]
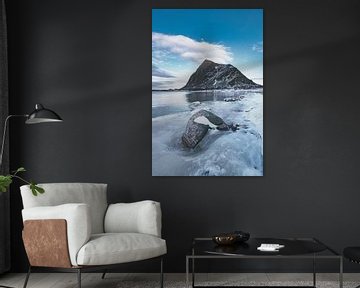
[{"left": 212, "top": 233, "right": 237, "bottom": 245}]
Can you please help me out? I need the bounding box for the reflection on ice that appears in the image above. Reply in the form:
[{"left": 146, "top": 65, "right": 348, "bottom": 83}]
[{"left": 152, "top": 89, "right": 263, "bottom": 176}]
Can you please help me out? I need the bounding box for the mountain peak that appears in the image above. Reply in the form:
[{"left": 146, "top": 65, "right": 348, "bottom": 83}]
[
  {"left": 197, "top": 59, "right": 217, "bottom": 70},
  {"left": 201, "top": 59, "right": 215, "bottom": 65},
  {"left": 181, "top": 60, "right": 262, "bottom": 90}
]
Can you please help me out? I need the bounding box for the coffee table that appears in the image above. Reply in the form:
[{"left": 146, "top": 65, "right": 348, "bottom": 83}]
[{"left": 186, "top": 237, "right": 343, "bottom": 288}]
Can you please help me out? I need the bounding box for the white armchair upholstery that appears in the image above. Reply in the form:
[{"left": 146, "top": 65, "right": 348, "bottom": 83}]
[
  {"left": 21, "top": 183, "right": 107, "bottom": 234},
  {"left": 20, "top": 183, "right": 166, "bottom": 288},
  {"left": 105, "top": 201, "right": 162, "bottom": 236}
]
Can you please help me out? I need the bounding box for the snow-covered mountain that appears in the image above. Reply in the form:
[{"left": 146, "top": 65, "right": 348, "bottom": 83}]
[{"left": 181, "top": 59, "right": 262, "bottom": 90}]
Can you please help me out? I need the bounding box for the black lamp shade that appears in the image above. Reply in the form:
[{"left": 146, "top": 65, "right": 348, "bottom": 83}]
[{"left": 25, "top": 104, "right": 63, "bottom": 124}]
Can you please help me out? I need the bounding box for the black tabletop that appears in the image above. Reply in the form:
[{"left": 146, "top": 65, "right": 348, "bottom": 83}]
[{"left": 194, "top": 238, "right": 328, "bottom": 256}]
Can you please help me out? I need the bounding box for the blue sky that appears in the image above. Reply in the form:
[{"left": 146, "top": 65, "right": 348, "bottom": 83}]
[{"left": 152, "top": 9, "right": 263, "bottom": 90}]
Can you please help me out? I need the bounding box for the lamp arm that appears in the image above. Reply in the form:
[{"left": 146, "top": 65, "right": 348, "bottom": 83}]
[{"left": 0, "top": 114, "right": 28, "bottom": 169}]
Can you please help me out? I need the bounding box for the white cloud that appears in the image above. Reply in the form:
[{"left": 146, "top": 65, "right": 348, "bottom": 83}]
[
  {"left": 152, "top": 76, "right": 179, "bottom": 90},
  {"left": 152, "top": 32, "right": 233, "bottom": 64},
  {"left": 152, "top": 64, "right": 174, "bottom": 78},
  {"left": 152, "top": 72, "right": 191, "bottom": 90},
  {"left": 252, "top": 41, "right": 263, "bottom": 53}
]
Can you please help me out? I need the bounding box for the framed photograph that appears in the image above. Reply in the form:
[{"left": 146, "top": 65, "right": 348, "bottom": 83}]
[{"left": 152, "top": 9, "right": 263, "bottom": 176}]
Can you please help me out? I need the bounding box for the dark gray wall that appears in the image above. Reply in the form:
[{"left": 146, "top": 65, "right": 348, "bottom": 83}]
[
  {"left": 0, "top": 0, "right": 10, "bottom": 274},
  {"left": 5, "top": 0, "right": 360, "bottom": 272}
]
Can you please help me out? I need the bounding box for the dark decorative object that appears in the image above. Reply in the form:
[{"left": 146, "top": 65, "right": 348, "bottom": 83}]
[
  {"left": 233, "top": 230, "right": 250, "bottom": 242},
  {"left": 343, "top": 246, "right": 360, "bottom": 264},
  {"left": 212, "top": 230, "right": 250, "bottom": 245}
]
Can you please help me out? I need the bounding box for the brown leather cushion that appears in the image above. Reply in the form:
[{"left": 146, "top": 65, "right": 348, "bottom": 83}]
[{"left": 23, "top": 219, "right": 72, "bottom": 268}]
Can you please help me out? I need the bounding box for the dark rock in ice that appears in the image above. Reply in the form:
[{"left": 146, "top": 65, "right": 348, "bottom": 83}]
[
  {"left": 224, "top": 97, "right": 237, "bottom": 102},
  {"left": 181, "top": 59, "right": 262, "bottom": 91},
  {"left": 182, "top": 109, "right": 239, "bottom": 148}
]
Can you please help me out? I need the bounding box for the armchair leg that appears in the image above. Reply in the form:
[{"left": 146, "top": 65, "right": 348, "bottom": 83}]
[
  {"left": 101, "top": 270, "right": 107, "bottom": 279},
  {"left": 77, "top": 269, "right": 81, "bottom": 288},
  {"left": 160, "top": 257, "right": 164, "bottom": 288},
  {"left": 23, "top": 266, "right": 31, "bottom": 288}
]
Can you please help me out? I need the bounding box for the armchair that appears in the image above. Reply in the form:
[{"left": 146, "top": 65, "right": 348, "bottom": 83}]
[{"left": 20, "top": 183, "right": 166, "bottom": 288}]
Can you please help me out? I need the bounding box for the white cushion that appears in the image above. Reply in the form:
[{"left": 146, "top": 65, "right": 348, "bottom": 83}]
[
  {"left": 76, "top": 233, "right": 167, "bottom": 266},
  {"left": 104, "top": 201, "right": 162, "bottom": 237},
  {"left": 20, "top": 183, "right": 108, "bottom": 234},
  {"left": 22, "top": 204, "right": 91, "bottom": 266}
]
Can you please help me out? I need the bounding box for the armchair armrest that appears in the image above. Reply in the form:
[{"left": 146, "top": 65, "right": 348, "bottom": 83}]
[
  {"left": 104, "top": 200, "right": 162, "bottom": 237},
  {"left": 22, "top": 203, "right": 91, "bottom": 266}
]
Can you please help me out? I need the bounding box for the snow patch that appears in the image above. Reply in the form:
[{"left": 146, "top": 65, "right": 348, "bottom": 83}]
[{"left": 193, "top": 116, "right": 217, "bottom": 129}]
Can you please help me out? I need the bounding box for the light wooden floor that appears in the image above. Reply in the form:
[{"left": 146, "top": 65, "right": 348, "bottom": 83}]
[{"left": 0, "top": 273, "right": 359, "bottom": 288}]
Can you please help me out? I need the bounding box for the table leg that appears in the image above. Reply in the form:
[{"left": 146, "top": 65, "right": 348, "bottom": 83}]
[
  {"left": 192, "top": 246, "right": 195, "bottom": 288},
  {"left": 192, "top": 257, "right": 195, "bottom": 288},
  {"left": 313, "top": 254, "right": 316, "bottom": 287},
  {"left": 339, "top": 257, "right": 343, "bottom": 288},
  {"left": 186, "top": 257, "right": 189, "bottom": 288}
]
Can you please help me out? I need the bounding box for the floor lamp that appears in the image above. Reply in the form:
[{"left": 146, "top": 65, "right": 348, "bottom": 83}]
[
  {"left": 0, "top": 103, "right": 62, "bottom": 288},
  {"left": 0, "top": 103, "right": 63, "bottom": 167}
]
